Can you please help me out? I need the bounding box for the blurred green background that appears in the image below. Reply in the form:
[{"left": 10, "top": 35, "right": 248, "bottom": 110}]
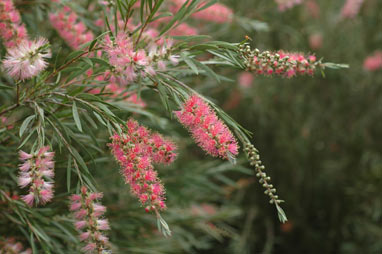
[
  {"left": 1, "top": 0, "right": 381, "bottom": 253},
  {"left": 199, "top": 0, "right": 382, "bottom": 253}
]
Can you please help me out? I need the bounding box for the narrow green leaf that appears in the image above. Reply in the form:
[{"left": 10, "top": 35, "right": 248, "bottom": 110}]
[
  {"left": 72, "top": 102, "right": 82, "bottom": 132},
  {"left": 276, "top": 204, "right": 288, "bottom": 223},
  {"left": 0, "top": 84, "right": 13, "bottom": 90},
  {"left": 181, "top": 53, "right": 199, "bottom": 75},
  {"left": 19, "top": 115, "right": 35, "bottom": 137},
  {"left": 67, "top": 155, "right": 72, "bottom": 192}
]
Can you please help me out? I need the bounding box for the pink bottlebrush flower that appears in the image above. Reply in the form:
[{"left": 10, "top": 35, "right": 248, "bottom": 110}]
[
  {"left": 17, "top": 146, "right": 55, "bottom": 206},
  {"left": 1, "top": 116, "right": 14, "bottom": 130},
  {"left": 81, "top": 243, "right": 96, "bottom": 253},
  {"left": 238, "top": 72, "right": 254, "bottom": 88},
  {"left": 174, "top": 95, "right": 239, "bottom": 160},
  {"left": 363, "top": 51, "right": 382, "bottom": 71},
  {"left": 49, "top": 6, "right": 94, "bottom": 50},
  {"left": 171, "top": 0, "right": 233, "bottom": 23},
  {"left": 1, "top": 238, "right": 32, "bottom": 254},
  {"left": 70, "top": 194, "right": 82, "bottom": 201},
  {"left": 93, "top": 204, "right": 106, "bottom": 214},
  {"left": 149, "top": 133, "right": 177, "bottom": 164},
  {"left": 341, "top": 0, "right": 364, "bottom": 19},
  {"left": 79, "top": 231, "right": 91, "bottom": 241},
  {"left": 75, "top": 209, "right": 88, "bottom": 219},
  {"left": 305, "top": 0, "right": 320, "bottom": 19},
  {"left": 309, "top": 33, "right": 323, "bottom": 50},
  {"left": 242, "top": 46, "right": 320, "bottom": 77},
  {"left": 19, "top": 161, "right": 31, "bottom": 172},
  {"left": 39, "top": 189, "right": 54, "bottom": 204},
  {"left": 18, "top": 173, "right": 32, "bottom": 188},
  {"left": 103, "top": 33, "right": 172, "bottom": 86},
  {"left": 2, "top": 38, "right": 51, "bottom": 80},
  {"left": 69, "top": 186, "right": 110, "bottom": 253},
  {"left": 75, "top": 221, "right": 87, "bottom": 230},
  {"left": 191, "top": 2, "right": 233, "bottom": 23},
  {"left": 0, "top": 0, "right": 28, "bottom": 48},
  {"left": 21, "top": 192, "right": 34, "bottom": 207},
  {"left": 19, "top": 150, "right": 33, "bottom": 161},
  {"left": 169, "top": 23, "right": 198, "bottom": 36},
  {"left": 275, "top": 0, "right": 303, "bottom": 12},
  {"left": 97, "top": 219, "right": 110, "bottom": 230},
  {"left": 109, "top": 119, "right": 177, "bottom": 212}
]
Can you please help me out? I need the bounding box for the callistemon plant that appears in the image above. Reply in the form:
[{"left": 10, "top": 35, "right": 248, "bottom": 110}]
[
  {"left": 109, "top": 119, "right": 176, "bottom": 213},
  {"left": 70, "top": 187, "right": 110, "bottom": 254},
  {"left": 175, "top": 95, "right": 239, "bottom": 161},
  {"left": 0, "top": 0, "right": 28, "bottom": 49},
  {"left": 0, "top": 0, "right": 349, "bottom": 252},
  {"left": 0, "top": 238, "right": 31, "bottom": 254},
  {"left": 274, "top": 0, "right": 303, "bottom": 11},
  {"left": 18, "top": 147, "right": 55, "bottom": 206},
  {"left": 49, "top": 5, "right": 94, "bottom": 50},
  {"left": 2, "top": 38, "right": 51, "bottom": 80},
  {"left": 239, "top": 43, "right": 320, "bottom": 77}
]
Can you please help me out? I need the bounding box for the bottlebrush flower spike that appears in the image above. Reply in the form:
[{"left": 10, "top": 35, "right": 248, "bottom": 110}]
[
  {"left": 103, "top": 33, "right": 147, "bottom": 86},
  {"left": 239, "top": 43, "right": 321, "bottom": 77},
  {"left": 363, "top": 51, "right": 382, "bottom": 72},
  {"left": 168, "top": 23, "right": 198, "bottom": 37},
  {"left": 174, "top": 95, "right": 239, "bottom": 161},
  {"left": 0, "top": 238, "right": 32, "bottom": 254},
  {"left": 0, "top": 0, "right": 28, "bottom": 49},
  {"left": 17, "top": 146, "right": 55, "bottom": 206},
  {"left": 70, "top": 186, "right": 110, "bottom": 254},
  {"left": 103, "top": 33, "right": 178, "bottom": 86},
  {"left": 49, "top": 6, "right": 94, "bottom": 50},
  {"left": 341, "top": 0, "right": 364, "bottom": 19},
  {"left": 2, "top": 38, "right": 51, "bottom": 80},
  {"left": 171, "top": 0, "right": 233, "bottom": 24},
  {"left": 238, "top": 72, "right": 254, "bottom": 88},
  {"left": 275, "top": 0, "right": 303, "bottom": 12},
  {"left": 109, "top": 119, "right": 177, "bottom": 212}
]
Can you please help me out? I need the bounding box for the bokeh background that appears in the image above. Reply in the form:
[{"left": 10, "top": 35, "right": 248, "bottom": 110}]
[{"left": 204, "top": 0, "right": 382, "bottom": 253}]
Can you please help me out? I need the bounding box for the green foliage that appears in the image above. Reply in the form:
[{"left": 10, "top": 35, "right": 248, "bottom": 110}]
[{"left": 1, "top": 0, "right": 380, "bottom": 253}]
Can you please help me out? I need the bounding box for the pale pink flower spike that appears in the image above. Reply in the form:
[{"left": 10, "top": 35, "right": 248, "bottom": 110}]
[
  {"left": 2, "top": 38, "right": 51, "bottom": 80},
  {"left": 70, "top": 186, "right": 110, "bottom": 253},
  {"left": 17, "top": 146, "right": 55, "bottom": 206}
]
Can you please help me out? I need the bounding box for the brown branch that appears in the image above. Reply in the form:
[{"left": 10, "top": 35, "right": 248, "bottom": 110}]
[
  {"left": 45, "top": 47, "right": 102, "bottom": 82},
  {"left": 0, "top": 104, "right": 19, "bottom": 117},
  {"left": 134, "top": 0, "right": 160, "bottom": 47}
]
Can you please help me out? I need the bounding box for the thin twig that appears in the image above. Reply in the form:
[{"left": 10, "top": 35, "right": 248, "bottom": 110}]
[
  {"left": 134, "top": 0, "right": 160, "bottom": 47},
  {"left": 45, "top": 47, "right": 102, "bottom": 82},
  {"left": 0, "top": 104, "right": 19, "bottom": 117}
]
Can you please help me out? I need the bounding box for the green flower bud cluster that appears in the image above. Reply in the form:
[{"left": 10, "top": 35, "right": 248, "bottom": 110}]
[{"left": 244, "top": 143, "right": 283, "bottom": 205}]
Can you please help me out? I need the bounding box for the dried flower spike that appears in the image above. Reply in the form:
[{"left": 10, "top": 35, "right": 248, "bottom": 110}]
[
  {"left": 18, "top": 146, "right": 55, "bottom": 206},
  {"left": 2, "top": 38, "right": 51, "bottom": 80},
  {"left": 175, "top": 95, "right": 239, "bottom": 160},
  {"left": 70, "top": 186, "right": 110, "bottom": 254}
]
